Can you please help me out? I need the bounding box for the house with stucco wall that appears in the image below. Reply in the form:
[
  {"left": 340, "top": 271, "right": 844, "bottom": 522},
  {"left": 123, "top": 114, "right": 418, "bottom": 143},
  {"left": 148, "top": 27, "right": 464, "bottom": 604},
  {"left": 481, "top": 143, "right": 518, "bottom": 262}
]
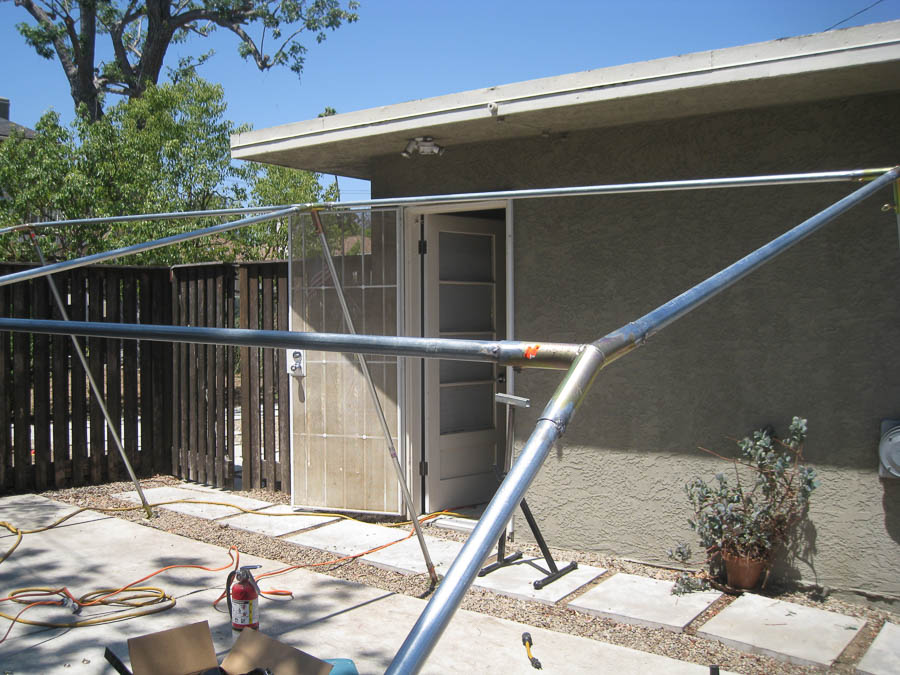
[{"left": 231, "top": 20, "right": 900, "bottom": 601}]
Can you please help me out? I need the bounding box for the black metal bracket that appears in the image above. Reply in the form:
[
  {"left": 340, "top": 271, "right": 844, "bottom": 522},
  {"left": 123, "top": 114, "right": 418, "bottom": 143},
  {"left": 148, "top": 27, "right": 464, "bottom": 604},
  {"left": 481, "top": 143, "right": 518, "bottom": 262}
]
[{"left": 478, "top": 495, "right": 577, "bottom": 588}]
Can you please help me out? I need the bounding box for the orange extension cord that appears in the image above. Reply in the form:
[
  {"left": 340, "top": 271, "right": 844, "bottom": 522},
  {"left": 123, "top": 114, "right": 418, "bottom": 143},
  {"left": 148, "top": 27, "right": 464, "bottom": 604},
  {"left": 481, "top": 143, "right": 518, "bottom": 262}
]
[{"left": 0, "top": 503, "right": 459, "bottom": 644}]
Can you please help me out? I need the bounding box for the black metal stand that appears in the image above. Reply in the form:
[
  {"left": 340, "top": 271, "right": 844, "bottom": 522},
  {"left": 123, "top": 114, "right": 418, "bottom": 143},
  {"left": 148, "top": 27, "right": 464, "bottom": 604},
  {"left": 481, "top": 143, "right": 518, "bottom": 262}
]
[
  {"left": 478, "top": 495, "right": 578, "bottom": 588},
  {"left": 478, "top": 392, "right": 577, "bottom": 589}
]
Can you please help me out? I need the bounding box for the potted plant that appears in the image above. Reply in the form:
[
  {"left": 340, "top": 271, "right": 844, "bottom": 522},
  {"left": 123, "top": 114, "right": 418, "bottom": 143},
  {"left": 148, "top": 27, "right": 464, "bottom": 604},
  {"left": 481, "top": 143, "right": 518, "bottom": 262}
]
[{"left": 670, "top": 416, "right": 819, "bottom": 590}]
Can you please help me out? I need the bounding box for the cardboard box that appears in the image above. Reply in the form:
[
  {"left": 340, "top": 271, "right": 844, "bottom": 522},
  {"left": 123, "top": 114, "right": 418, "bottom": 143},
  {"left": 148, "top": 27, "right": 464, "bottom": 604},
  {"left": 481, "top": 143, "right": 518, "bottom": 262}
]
[{"left": 125, "top": 620, "right": 333, "bottom": 675}]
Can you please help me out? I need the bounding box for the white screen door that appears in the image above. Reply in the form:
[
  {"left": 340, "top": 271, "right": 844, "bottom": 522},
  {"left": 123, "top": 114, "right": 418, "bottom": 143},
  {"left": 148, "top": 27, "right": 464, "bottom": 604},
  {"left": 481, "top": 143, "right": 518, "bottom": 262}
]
[{"left": 423, "top": 213, "right": 506, "bottom": 512}]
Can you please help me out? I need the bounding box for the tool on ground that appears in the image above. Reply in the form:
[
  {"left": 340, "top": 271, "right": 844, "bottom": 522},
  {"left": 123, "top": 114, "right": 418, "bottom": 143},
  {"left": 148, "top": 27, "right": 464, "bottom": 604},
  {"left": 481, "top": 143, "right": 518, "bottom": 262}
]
[
  {"left": 521, "top": 632, "right": 542, "bottom": 669},
  {"left": 479, "top": 394, "right": 577, "bottom": 589},
  {"left": 227, "top": 565, "right": 262, "bottom": 631}
]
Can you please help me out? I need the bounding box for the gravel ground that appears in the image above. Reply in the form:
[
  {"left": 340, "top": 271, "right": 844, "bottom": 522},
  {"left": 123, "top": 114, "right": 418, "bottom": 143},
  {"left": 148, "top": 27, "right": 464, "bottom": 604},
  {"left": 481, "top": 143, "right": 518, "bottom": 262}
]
[{"left": 32, "top": 475, "right": 899, "bottom": 675}]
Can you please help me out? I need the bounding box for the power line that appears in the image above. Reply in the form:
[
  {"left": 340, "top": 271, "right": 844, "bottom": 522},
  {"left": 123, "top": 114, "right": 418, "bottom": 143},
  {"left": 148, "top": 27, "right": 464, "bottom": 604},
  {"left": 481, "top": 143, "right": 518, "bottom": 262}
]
[{"left": 824, "top": 0, "right": 888, "bottom": 32}]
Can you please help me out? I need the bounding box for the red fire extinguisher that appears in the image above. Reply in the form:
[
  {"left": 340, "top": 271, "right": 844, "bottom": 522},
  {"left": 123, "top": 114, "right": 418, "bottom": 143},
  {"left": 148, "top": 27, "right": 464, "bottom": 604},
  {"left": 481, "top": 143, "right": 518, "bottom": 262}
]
[{"left": 227, "top": 565, "right": 261, "bottom": 631}]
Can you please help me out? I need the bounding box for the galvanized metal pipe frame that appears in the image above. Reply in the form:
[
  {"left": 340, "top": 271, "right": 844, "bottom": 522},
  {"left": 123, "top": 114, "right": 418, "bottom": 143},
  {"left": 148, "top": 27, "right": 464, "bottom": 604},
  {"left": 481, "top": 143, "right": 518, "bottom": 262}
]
[
  {"left": 385, "top": 167, "right": 900, "bottom": 673},
  {"left": 309, "top": 209, "right": 438, "bottom": 584},
  {"left": 0, "top": 165, "right": 896, "bottom": 672},
  {"left": 0, "top": 206, "right": 302, "bottom": 288},
  {"left": 0, "top": 320, "right": 582, "bottom": 370},
  {"left": 0, "top": 168, "right": 888, "bottom": 238}
]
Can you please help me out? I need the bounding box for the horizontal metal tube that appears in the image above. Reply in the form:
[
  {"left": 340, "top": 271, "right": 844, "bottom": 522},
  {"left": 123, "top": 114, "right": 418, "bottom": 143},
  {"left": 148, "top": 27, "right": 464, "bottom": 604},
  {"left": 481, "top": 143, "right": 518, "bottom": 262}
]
[
  {"left": 333, "top": 167, "right": 892, "bottom": 209},
  {"left": 387, "top": 165, "right": 900, "bottom": 673},
  {"left": 0, "top": 319, "right": 581, "bottom": 369},
  {"left": 0, "top": 207, "right": 300, "bottom": 288},
  {"left": 2, "top": 168, "right": 890, "bottom": 233},
  {"left": 0, "top": 205, "right": 290, "bottom": 236}
]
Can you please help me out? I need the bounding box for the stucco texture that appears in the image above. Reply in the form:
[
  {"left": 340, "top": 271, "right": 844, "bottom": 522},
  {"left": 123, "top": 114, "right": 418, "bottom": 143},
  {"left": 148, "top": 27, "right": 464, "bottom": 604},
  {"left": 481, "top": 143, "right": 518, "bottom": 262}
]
[{"left": 371, "top": 92, "right": 900, "bottom": 598}]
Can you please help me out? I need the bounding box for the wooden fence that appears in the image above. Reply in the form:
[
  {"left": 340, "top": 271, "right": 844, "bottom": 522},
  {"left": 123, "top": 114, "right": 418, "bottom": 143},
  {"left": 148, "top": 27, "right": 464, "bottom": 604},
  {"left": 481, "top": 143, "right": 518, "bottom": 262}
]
[
  {"left": 0, "top": 263, "right": 172, "bottom": 491},
  {"left": 0, "top": 261, "right": 291, "bottom": 495}
]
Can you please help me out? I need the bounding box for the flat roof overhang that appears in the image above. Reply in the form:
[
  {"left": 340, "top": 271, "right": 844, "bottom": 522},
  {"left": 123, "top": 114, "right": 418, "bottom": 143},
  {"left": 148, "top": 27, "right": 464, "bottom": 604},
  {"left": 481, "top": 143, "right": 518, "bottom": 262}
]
[{"left": 230, "top": 21, "right": 900, "bottom": 180}]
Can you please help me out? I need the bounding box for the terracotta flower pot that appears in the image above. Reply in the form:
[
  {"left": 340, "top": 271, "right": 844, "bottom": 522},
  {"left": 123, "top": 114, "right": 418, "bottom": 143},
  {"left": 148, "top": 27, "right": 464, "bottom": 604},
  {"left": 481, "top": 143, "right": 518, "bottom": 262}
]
[{"left": 721, "top": 551, "right": 767, "bottom": 589}]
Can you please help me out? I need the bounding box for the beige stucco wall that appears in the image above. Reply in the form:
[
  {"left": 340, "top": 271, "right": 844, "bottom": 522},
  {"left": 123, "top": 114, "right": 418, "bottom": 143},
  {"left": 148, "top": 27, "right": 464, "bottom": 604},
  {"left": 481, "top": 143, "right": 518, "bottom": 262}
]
[{"left": 370, "top": 91, "right": 900, "bottom": 599}]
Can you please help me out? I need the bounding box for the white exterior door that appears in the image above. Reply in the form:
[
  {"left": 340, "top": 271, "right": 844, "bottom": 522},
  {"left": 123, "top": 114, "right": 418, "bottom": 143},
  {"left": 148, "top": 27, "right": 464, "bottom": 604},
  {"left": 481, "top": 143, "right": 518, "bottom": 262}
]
[{"left": 423, "top": 214, "right": 506, "bottom": 512}]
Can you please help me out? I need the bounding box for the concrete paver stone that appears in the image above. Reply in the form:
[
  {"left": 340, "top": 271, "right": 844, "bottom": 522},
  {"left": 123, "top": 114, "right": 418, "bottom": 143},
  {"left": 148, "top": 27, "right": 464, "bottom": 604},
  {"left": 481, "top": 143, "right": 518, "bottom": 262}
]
[
  {"left": 219, "top": 504, "right": 340, "bottom": 537},
  {"left": 857, "top": 621, "right": 900, "bottom": 675},
  {"left": 361, "top": 533, "right": 469, "bottom": 575},
  {"left": 0, "top": 494, "right": 111, "bottom": 538},
  {"left": 697, "top": 592, "right": 866, "bottom": 667},
  {"left": 568, "top": 572, "right": 721, "bottom": 632},
  {"left": 114, "top": 485, "right": 272, "bottom": 519},
  {"left": 474, "top": 557, "right": 607, "bottom": 605},
  {"left": 284, "top": 519, "right": 408, "bottom": 557}
]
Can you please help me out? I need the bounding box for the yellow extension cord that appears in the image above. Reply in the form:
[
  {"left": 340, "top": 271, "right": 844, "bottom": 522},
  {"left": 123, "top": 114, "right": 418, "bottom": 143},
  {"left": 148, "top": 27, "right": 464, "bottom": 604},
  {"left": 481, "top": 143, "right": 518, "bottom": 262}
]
[{"left": 0, "top": 496, "right": 471, "bottom": 636}]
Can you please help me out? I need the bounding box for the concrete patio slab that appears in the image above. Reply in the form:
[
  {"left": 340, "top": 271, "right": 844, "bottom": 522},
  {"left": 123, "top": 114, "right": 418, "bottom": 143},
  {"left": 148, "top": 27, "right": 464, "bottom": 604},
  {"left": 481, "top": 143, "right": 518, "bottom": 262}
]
[
  {"left": 361, "top": 534, "right": 470, "bottom": 576},
  {"left": 114, "top": 485, "right": 272, "bottom": 519},
  {"left": 0, "top": 493, "right": 111, "bottom": 537},
  {"left": 857, "top": 621, "right": 900, "bottom": 675},
  {"left": 0, "top": 493, "right": 729, "bottom": 674},
  {"left": 568, "top": 573, "right": 721, "bottom": 632},
  {"left": 219, "top": 504, "right": 340, "bottom": 537},
  {"left": 697, "top": 592, "right": 866, "bottom": 667},
  {"left": 284, "top": 519, "right": 408, "bottom": 557},
  {"left": 474, "top": 557, "right": 607, "bottom": 605}
]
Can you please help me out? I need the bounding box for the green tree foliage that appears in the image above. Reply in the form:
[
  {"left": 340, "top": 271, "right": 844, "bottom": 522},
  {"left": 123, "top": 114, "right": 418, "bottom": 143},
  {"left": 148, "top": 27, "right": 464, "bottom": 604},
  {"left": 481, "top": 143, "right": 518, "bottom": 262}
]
[
  {"left": 7, "top": 0, "right": 359, "bottom": 121},
  {"left": 0, "top": 74, "right": 332, "bottom": 264}
]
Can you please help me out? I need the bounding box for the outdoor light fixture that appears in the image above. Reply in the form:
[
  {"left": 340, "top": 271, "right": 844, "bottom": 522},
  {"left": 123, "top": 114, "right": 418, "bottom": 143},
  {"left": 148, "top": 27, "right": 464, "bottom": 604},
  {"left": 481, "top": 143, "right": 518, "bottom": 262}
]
[{"left": 400, "top": 136, "right": 444, "bottom": 158}]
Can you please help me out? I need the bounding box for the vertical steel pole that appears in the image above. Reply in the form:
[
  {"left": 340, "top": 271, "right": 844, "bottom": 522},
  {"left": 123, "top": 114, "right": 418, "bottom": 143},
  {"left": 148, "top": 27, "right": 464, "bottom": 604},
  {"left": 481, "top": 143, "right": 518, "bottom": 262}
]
[
  {"left": 309, "top": 210, "right": 438, "bottom": 584},
  {"left": 28, "top": 230, "right": 153, "bottom": 518}
]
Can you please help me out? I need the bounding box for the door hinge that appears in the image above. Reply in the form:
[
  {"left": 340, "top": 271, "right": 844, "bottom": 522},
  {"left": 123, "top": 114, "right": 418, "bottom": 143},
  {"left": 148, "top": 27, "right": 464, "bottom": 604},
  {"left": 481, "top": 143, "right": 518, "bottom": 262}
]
[
  {"left": 418, "top": 239, "right": 427, "bottom": 255},
  {"left": 419, "top": 460, "right": 429, "bottom": 476}
]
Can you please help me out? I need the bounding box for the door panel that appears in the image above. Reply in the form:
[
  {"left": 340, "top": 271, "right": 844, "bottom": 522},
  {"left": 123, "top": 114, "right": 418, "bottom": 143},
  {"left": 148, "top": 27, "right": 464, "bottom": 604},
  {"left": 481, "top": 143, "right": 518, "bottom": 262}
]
[{"left": 424, "top": 214, "right": 506, "bottom": 512}]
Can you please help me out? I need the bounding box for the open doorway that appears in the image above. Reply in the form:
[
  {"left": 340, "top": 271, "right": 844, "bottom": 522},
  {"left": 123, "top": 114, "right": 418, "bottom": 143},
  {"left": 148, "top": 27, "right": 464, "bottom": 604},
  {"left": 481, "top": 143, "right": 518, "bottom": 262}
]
[{"left": 405, "top": 204, "right": 510, "bottom": 514}]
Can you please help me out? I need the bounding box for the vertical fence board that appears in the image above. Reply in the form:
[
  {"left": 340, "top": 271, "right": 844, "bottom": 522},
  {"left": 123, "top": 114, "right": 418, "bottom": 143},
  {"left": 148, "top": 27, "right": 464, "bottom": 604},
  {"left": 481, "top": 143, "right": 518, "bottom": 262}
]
[
  {"left": 0, "top": 277, "right": 9, "bottom": 492},
  {"left": 12, "top": 282, "right": 31, "bottom": 491},
  {"left": 32, "top": 277, "right": 51, "bottom": 491},
  {"left": 70, "top": 271, "right": 88, "bottom": 486},
  {"left": 139, "top": 271, "right": 153, "bottom": 476},
  {"left": 262, "top": 268, "right": 275, "bottom": 489},
  {"left": 205, "top": 270, "right": 216, "bottom": 484},
  {"left": 277, "top": 267, "right": 290, "bottom": 492},
  {"left": 151, "top": 271, "right": 171, "bottom": 476},
  {"left": 188, "top": 269, "right": 199, "bottom": 481},
  {"left": 226, "top": 270, "right": 235, "bottom": 488},
  {"left": 122, "top": 274, "right": 139, "bottom": 478},
  {"left": 51, "top": 272, "right": 70, "bottom": 488},
  {"left": 215, "top": 270, "right": 226, "bottom": 487},
  {"left": 105, "top": 272, "right": 123, "bottom": 480},
  {"left": 171, "top": 270, "right": 181, "bottom": 476},
  {"left": 194, "top": 269, "right": 207, "bottom": 484},
  {"left": 249, "top": 267, "right": 261, "bottom": 490},
  {"left": 239, "top": 266, "right": 252, "bottom": 489},
  {"left": 88, "top": 272, "right": 106, "bottom": 484},
  {"left": 178, "top": 271, "right": 190, "bottom": 481}
]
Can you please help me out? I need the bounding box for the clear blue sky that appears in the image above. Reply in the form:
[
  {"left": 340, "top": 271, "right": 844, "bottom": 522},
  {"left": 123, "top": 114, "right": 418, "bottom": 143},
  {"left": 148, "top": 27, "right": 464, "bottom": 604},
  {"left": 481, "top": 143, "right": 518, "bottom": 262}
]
[{"left": 2, "top": 0, "right": 898, "bottom": 199}]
